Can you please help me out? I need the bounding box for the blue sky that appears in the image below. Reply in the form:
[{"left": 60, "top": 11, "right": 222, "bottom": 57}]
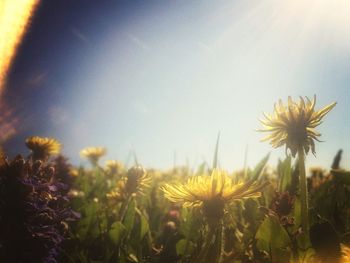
[{"left": 5, "top": 0, "right": 350, "bottom": 170}]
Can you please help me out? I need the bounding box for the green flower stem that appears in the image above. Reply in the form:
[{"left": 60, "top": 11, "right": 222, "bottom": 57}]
[
  {"left": 298, "top": 146, "right": 309, "bottom": 235},
  {"left": 196, "top": 221, "right": 225, "bottom": 263},
  {"left": 195, "top": 224, "right": 216, "bottom": 263},
  {"left": 217, "top": 223, "right": 225, "bottom": 263}
]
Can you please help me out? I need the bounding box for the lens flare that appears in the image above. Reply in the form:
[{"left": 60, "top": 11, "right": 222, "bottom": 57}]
[
  {"left": 0, "top": 101, "right": 18, "bottom": 143},
  {"left": 0, "top": 0, "right": 39, "bottom": 92}
]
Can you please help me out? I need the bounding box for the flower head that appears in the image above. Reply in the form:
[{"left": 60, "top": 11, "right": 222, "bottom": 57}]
[
  {"left": 107, "top": 165, "right": 151, "bottom": 200},
  {"left": 270, "top": 191, "right": 295, "bottom": 217},
  {"left": 125, "top": 165, "right": 150, "bottom": 194},
  {"left": 80, "top": 147, "right": 106, "bottom": 165},
  {"left": 25, "top": 136, "right": 61, "bottom": 160},
  {"left": 162, "top": 169, "right": 266, "bottom": 221},
  {"left": 0, "top": 155, "right": 78, "bottom": 263},
  {"left": 106, "top": 180, "right": 127, "bottom": 201},
  {"left": 105, "top": 160, "right": 123, "bottom": 175},
  {"left": 259, "top": 96, "right": 336, "bottom": 157}
]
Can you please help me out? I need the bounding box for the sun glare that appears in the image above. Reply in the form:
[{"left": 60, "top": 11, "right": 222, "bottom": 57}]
[
  {"left": 282, "top": 0, "right": 350, "bottom": 43},
  {"left": 0, "top": 0, "right": 39, "bottom": 93}
]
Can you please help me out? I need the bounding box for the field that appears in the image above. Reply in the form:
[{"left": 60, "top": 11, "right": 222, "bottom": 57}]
[
  {"left": 1, "top": 97, "right": 350, "bottom": 263},
  {"left": 2, "top": 1, "right": 350, "bottom": 262}
]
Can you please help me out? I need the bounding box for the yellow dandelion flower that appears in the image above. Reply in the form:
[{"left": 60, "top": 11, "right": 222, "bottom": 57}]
[
  {"left": 69, "top": 168, "right": 79, "bottom": 177},
  {"left": 125, "top": 165, "right": 151, "bottom": 195},
  {"left": 25, "top": 136, "right": 61, "bottom": 160},
  {"left": 162, "top": 169, "right": 266, "bottom": 220},
  {"left": 105, "top": 160, "right": 123, "bottom": 175},
  {"left": 80, "top": 147, "right": 106, "bottom": 165},
  {"left": 106, "top": 180, "right": 127, "bottom": 201},
  {"left": 107, "top": 165, "right": 150, "bottom": 201},
  {"left": 259, "top": 96, "right": 336, "bottom": 157}
]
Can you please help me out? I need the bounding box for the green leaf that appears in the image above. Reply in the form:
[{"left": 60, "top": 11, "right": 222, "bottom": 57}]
[
  {"left": 256, "top": 216, "right": 291, "bottom": 249},
  {"left": 176, "top": 239, "right": 195, "bottom": 256},
  {"left": 76, "top": 202, "right": 99, "bottom": 240},
  {"left": 179, "top": 208, "right": 201, "bottom": 240},
  {"left": 278, "top": 156, "right": 292, "bottom": 192},
  {"left": 250, "top": 153, "right": 270, "bottom": 181},
  {"left": 136, "top": 209, "right": 149, "bottom": 241},
  {"left": 123, "top": 198, "right": 136, "bottom": 233},
  {"left": 331, "top": 169, "right": 350, "bottom": 185},
  {"left": 109, "top": 221, "right": 127, "bottom": 246}
]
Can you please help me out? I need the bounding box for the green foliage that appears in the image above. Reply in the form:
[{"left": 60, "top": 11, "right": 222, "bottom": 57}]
[
  {"left": 176, "top": 239, "right": 195, "bottom": 256},
  {"left": 58, "top": 151, "right": 350, "bottom": 263},
  {"left": 179, "top": 207, "right": 201, "bottom": 241},
  {"left": 278, "top": 156, "right": 292, "bottom": 192},
  {"left": 250, "top": 153, "right": 270, "bottom": 181},
  {"left": 256, "top": 216, "right": 291, "bottom": 249},
  {"left": 109, "top": 222, "right": 127, "bottom": 246}
]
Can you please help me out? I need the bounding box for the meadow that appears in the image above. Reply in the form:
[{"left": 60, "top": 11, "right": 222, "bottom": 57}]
[{"left": 0, "top": 96, "right": 350, "bottom": 263}]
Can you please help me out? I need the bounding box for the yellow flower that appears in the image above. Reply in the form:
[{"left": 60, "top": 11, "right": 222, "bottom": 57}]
[
  {"left": 259, "top": 96, "right": 336, "bottom": 157},
  {"left": 105, "top": 160, "right": 123, "bottom": 175},
  {"left": 162, "top": 169, "right": 266, "bottom": 220},
  {"left": 341, "top": 244, "right": 350, "bottom": 263},
  {"left": 69, "top": 168, "right": 79, "bottom": 177},
  {"left": 106, "top": 180, "right": 127, "bottom": 201},
  {"left": 25, "top": 136, "right": 61, "bottom": 160},
  {"left": 125, "top": 165, "right": 151, "bottom": 194},
  {"left": 107, "top": 165, "right": 151, "bottom": 200},
  {"left": 80, "top": 147, "right": 106, "bottom": 165}
]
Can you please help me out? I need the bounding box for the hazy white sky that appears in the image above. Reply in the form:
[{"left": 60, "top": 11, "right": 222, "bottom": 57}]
[{"left": 53, "top": 0, "right": 350, "bottom": 170}]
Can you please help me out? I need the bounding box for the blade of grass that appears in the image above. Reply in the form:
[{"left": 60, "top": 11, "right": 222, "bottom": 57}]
[{"left": 212, "top": 132, "right": 220, "bottom": 169}]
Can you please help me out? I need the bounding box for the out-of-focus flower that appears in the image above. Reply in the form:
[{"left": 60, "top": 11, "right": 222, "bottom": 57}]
[
  {"left": 0, "top": 154, "right": 78, "bottom": 263},
  {"left": 258, "top": 96, "right": 336, "bottom": 157},
  {"left": 69, "top": 168, "right": 79, "bottom": 177},
  {"left": 53, "top": 155, "right": 75, "bottom": 192},
  {"left": 105, "top": 160, "right": 123, "bottom": 176},
  {"left": 271, "top": 191, "right": 295, "bottom": 217},
  {"left": 107, "top": 165, "right": 150, "bottom": 201},
  {"left": 106, "top": 180, "right": 126, "bottom": 201},
  {"left": 25, "top": 136, "right": 61, "bottom": 160},
  {"left": 162, "top": 169, "right": 266, "bottom": 221},
  {"left": 67, "top": 189, "right": 85, "bottom": 198},
  {"left": 270, "top": 191, "right": 296, "bottom": 227},
  {"left": 80, "top": 147, "right": 106, "bottom": 165},
  {"left": 125, "top": 165, "right": 150, "bottom": 194},
  {"left": 341, "top": 244, "right": 350, "bottom": 263},
  {"left": 308, "top": 167, "right": 330, "bottom": 191},
  {"left": 163, "top": 205, "right": 181, "bottom": 226}
]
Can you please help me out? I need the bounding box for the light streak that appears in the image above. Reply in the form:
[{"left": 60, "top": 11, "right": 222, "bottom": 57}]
[{"left": 0, "top": 0, "right": 39, "bottom": 93}]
